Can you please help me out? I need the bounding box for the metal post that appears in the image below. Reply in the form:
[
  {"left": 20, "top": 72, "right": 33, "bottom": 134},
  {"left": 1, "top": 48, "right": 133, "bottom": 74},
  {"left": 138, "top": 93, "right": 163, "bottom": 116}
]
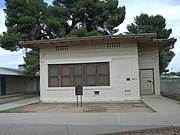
[
  {"left": 81, "top": 95, "right": 82, "bottom": 107},
  {"left": 77, "top": 95, "right": 78, "bottom": 107}
]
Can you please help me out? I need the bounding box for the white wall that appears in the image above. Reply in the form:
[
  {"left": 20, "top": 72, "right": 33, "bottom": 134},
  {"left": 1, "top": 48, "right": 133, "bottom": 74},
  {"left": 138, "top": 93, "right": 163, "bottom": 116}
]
[{"left": 40, "top": 41, "right": 140, "bottom": 102}]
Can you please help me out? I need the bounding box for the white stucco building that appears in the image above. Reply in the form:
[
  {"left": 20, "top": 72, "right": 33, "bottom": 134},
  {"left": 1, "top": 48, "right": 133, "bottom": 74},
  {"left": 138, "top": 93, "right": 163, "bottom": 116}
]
[{"left": 20, "top": 33, "right": 176, "bottom": 102}]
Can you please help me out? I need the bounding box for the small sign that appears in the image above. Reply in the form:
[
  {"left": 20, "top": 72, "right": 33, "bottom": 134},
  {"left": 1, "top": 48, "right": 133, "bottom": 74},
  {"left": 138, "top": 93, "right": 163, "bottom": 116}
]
[
  {"left": 75, "top": 85, "right": 83, "bottom": 95},
  {"left": 75, "top": 85, "right": 83, "bottom": 107}
]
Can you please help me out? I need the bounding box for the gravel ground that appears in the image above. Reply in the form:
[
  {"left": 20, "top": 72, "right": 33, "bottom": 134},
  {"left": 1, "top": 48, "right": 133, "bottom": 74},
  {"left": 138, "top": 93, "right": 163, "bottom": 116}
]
[
  {"left": 120, "top": 127, "right": 180, "bottom": 135},
  {"left": 101, "top": 127, "right": 180, "bottom": 135}
]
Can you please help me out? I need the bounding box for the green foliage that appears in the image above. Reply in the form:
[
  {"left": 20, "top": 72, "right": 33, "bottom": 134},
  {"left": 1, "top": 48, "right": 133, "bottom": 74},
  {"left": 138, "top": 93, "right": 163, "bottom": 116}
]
[
  {"left": 127, "top": 14, "right": 172, "bottom": 38},
  {"left": 159, "top": 47, "right": 175, "bottom": 74},
  {"left": 0, "top": 33, "right": 20, "bottom": 51},
  {"left": 52, "top": 0, "right": 125, "bottom": 35},
  {"left": 176, "top": 72, "right": 180, "bottom": 77},
  {"left": 69, "top": 28, "right": 87, "bottom": 37},
  {"left": 69, "top": 28, "right": 101, "bottom": 37},
  {"left": 86, "top": 30, "right": 101, "bottom": 36},
  {"left": 126, "top": 13, "right": 175, "bottom": 74},
  {"left": 4, "top": 0, "right": 49, "bottom": 40},
  {"left": 1, "top": 0, "right": 126, "bottom": 76},
  {"left": 23, "top": 50, "right": 40, "bottom": 77}
]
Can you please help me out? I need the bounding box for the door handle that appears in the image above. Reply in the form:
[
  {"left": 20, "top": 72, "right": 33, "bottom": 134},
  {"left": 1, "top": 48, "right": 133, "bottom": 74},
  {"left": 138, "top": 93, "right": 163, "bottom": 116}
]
[{"left": 147, "top": 80, "right": 151, "bottom": 83}]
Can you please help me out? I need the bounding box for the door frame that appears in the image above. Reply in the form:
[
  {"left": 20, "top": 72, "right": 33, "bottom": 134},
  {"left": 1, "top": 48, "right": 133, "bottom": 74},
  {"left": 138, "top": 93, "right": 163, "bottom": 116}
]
[
  {"left": 140, "top": 68, "right": 155, "bottom": 95},
  {"left": 1, "top": 77, "right": 6, "bottom": 96}
]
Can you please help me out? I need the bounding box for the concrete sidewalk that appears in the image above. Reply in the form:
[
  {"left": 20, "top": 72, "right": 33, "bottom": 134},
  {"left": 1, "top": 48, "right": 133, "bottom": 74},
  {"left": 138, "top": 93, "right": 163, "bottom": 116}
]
[
  {"left": 141, "top": 95, "right": 180, "bottom": 131},
  {"left": 0, "top": 113, "right": 178, "bottom": 135},
  {"left": 0, "top": 96, "right": 179, "bottom": 135},
  {"left": 0, "top": 97, "right": 39, "bottom": 111},
  {"left": 141, "top": 95, "right": 180, "bottom": 113}
]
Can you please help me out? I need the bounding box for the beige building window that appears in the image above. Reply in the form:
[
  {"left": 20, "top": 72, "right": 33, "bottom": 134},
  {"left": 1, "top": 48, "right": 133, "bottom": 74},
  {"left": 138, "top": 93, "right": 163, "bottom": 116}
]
[
  {"left": 48, "top": 65, "right": 59, "bottom": 87},
  {"left": 48, "top": 62, "right": 110, "bottom": 87}
]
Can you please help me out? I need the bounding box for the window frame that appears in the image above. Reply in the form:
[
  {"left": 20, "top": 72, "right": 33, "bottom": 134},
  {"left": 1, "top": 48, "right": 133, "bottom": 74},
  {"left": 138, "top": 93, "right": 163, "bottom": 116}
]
[
  {"left": 97, "top": 62, "right": 110, "bottom": 86},
  {"left": 48, "top": 64, "right": 59, "bottom": 87},
  {"left": 60, "top": 65, "right": 71, "bottom": 87},
  {"left": 48, "top": 62, "right": 110, "bottom": 87},
  {"left": 73, "top": 64, "right": 84, "bottom": 86},
  {"left": 85, "top": 63, "right": 97, "bottom": 86}
]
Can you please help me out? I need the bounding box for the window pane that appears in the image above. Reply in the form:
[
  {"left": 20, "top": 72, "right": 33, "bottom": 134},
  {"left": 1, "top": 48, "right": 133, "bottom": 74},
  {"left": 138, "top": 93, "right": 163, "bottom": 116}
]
[
  {"left": 86, "top": 64, "right": 95, "bottom": 75},
  {"left": 86, "top": 76, "right": 95, "bottom": 86},
  {"left": 99, "top": 75, "right": 109, "bottom": 86},
  {"left": 74, "top": 64, "right": 82, "bottom": 75},
  {"left": 49, "top": 65, "right": 58, "bottom": 76},
  {"left": 74, "top": 76, "right": 83, "bottom": 86},
  {"left": 62, "top": 65, "right": 70, "bottom": 76},
  {"left": 99, "top": 63, "right": 109, "bottom": 75},
  {"left": 49, "top": 77, "right": 58, "bottom": 87},
  {"left": 61, "top": 77, "right": 70, "bottom": 86}
]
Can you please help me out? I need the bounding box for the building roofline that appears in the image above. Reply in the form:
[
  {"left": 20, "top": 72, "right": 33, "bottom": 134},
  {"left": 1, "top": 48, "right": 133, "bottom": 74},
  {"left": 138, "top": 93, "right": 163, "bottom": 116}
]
[
  {"left": 0, "top": 67, "right": 21, "bottom": 71},
  {"left": 153, "top": 38, "right": 177, "bottom": 49},
  {"left": 19, "top": 33, "right": 157, "bottom": 48},
  {"left": 19, "top": 33, "right": 177, "bottom": 50},
  {"left": 153, "top": 38, "right": 177, "bottom": 43},
  {"left": 0, "top": 67, "right": 23, "bottom": 76}
]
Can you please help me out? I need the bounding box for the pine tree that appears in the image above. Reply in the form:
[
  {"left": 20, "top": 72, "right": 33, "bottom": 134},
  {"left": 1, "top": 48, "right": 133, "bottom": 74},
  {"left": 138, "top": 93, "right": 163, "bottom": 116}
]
[
  {"left": 127, "top": 13, "right": 175, "bottom": 74},
  {"left": 1, "top": 0, "right": 126, "bottom": 76}
]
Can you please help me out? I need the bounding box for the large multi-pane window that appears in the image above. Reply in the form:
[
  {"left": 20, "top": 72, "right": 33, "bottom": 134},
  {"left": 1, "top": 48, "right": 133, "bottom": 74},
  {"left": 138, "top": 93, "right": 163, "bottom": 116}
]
[
  {"left": 86, "top": 64, "right": 96, "bottom": 86},
  {"left": 61, "top": 65, "right": 71, "bottom": 87},
  {"left": 48, "top": 62, "right": 110, "bottom": 87},
  {"left": 73, "top": 64, "right": 83, "bottom": 86},
  {"left": 48, "top": 65, "right": 59, "bottom": 87},
  {"left": 98, "top": 63, "right": 109, "bottom": 86}
]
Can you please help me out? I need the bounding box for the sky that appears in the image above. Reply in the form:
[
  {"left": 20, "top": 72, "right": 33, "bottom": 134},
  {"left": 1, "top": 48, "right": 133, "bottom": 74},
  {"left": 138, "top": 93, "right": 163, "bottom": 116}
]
[{"left": 0, "top": 0, "right": 180, "bottom": 72}]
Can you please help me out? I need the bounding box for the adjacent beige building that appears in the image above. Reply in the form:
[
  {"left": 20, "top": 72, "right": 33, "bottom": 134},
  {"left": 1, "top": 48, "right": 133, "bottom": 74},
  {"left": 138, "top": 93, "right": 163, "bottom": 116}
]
[
  {"left": 20, "top": 33, "right": 176, "bottom": 102},
  {"left": 0, "top": 67, "right": 39, "bottom": 95}
]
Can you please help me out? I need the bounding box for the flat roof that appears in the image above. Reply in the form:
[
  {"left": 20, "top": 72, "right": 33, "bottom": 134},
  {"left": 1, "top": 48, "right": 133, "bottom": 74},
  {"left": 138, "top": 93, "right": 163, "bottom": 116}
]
[{"left": 19, "top": 33, "right": 176, "bottom": 49}]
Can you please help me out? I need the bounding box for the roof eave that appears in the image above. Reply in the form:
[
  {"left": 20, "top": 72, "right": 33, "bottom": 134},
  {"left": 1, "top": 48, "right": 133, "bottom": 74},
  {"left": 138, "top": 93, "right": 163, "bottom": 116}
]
[
  {"left": 153, "top": 38, "right": 177, "bottom": 49},
  {"left": 19, "top": 33, "right": 157, "bottom": 49}
]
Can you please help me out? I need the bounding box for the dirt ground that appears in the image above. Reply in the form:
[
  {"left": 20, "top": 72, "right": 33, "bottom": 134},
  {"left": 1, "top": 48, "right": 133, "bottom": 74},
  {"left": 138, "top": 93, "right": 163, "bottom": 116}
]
[
  {"left": 2, "top": 100, "right": 155, "bottom": 113},
  {"left": 113, "top": 127, "right": 180, "bottom": 135}
]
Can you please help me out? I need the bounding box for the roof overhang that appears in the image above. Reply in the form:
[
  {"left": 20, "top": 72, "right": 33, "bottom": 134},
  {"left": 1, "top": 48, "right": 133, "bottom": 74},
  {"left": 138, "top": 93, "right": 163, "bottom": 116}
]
[
  {"left": 153, "top": 38, "right": 177, "bottom": 49},
  {"left": 19, "top": 33, "right": 176, "bottom": 50}
]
